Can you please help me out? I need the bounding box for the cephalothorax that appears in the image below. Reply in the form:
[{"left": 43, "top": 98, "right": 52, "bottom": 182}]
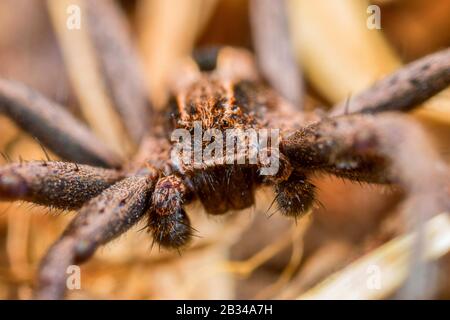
[{"left": 0, "top": 8, "right": 449, "bottom": 299}]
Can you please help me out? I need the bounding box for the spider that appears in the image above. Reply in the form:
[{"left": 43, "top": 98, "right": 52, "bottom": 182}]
[{"left": 0, "top": 3, "right": 449, "bottom": 300}]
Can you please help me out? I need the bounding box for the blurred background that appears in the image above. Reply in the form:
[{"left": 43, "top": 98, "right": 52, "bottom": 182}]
[{"left": 0, "top": 0, "right": 450, "bottom": 299}]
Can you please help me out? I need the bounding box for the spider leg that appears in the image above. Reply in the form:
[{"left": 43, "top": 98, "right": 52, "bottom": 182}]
[
  {"left": 283, "top": 112, "right": 450, "bottom": 298},
  {"left": 283, "top": 113, "right": 449, "bottom": 208},
  {"left": 0, "top": 78, "right": 122, "bottom": 168},
  {"left": 83, "top": 0, "right": 152, "bottom": 143},
  {"left": 35, "top": 173, "right": 157, "bottom": 299},
  {"left": 148, "top": 175, "right": 194, "bottom": 249},
  {"left": 274, "top": 171, "right": 315, "bottom": 219},
  {"left": 330, "top": 48, "right": 450, "bottom": 115},
  {"left": 132, "top": 137, "right": 195, "bottom": 249},
  {"left": 0, "top": 161, "right": 123, "bottom": 210},
  {"left": 250, "top": 0, "right": 303, "bottom": 107}
]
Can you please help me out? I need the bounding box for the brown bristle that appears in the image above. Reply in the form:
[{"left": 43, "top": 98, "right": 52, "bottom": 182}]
[
  {"left": 274, "top": 172, "right": 315, "bottom": 218},
  {"left": 148, "top": 207, "right": 193, "bottom": 249}
]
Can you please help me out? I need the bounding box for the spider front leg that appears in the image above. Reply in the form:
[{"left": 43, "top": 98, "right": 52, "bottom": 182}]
[
  {"left": 0, "top": 161, "right": 122, "bottom": 210},
  {"left": 36, "top": 172, "right": 157, "bottom": 299},
  {"left": 282, "top": 113, "right": 449, "bottom": 210},
  {"left": 130, "top": 137, "right": 193, "bottom": 250},
  {"left": 148, "top": 175, "right": 194, "bottom": 249},
  {"left": 274, "top": 171, "right": 316, "bottom": 219}
]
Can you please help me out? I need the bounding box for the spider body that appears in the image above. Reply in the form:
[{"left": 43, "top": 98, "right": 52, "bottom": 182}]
[
  {"left": 147, "top": 53, "right": 310, "bottom": 247},
  {"left": 0, "top": 23, "right": 448, "bottom": 298},
  {"left": 167, "top": 75, "right": 261, "bottom": 215}
]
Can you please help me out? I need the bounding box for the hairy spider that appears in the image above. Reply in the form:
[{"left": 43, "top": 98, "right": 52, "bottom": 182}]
[{"left": 0, "top": 1, "right": 450, "bottom": 300}]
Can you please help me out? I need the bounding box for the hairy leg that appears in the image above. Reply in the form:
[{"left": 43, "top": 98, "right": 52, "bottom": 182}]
[
  {"left": 0, "top": 78, "right": 122, "bottom": 168},
  {"left": 148, "top": 174, "right": 194, "bottom": 249},
  {"left": 282, "top": 113, "right": 449, "bottom": 206},
  {"left": 36, "top": 173, "right": 157, "bottom": 299},
  {"left": 274, "top": 171, "right": 315, "bottom": 218},
  {"left": 130, "top": 135, "right": 195, "bottom": 249},
  {"left": 331, "top": 48, "right": 450, "bottom": 115},
  {"left": 284, "top": 112, "right": 450, "bottom": 298},
  {"left": 0, "top": 161, "right": 122, "bottom": 210}
]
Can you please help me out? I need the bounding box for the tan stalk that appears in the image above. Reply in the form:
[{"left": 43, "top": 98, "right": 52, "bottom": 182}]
[
  {"left": 136, "top": 0, "right": 219, "bottom": 109},
  {"left": 220, "top": 214, "right": 311, "bottom": 278},
  {"left": 298, "top": 213, "right": 450, "bottom": 300},
  {"left": 46, "top": 0, "right": 131, "bottom": 156},
  {"left": 287, "top": 0, "right": 450, "bottom": 124}
]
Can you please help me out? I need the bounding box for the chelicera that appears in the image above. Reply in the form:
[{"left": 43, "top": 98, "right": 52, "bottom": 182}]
[{"left": 0, "top": 3, "right": 449, "bottom": 300}]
